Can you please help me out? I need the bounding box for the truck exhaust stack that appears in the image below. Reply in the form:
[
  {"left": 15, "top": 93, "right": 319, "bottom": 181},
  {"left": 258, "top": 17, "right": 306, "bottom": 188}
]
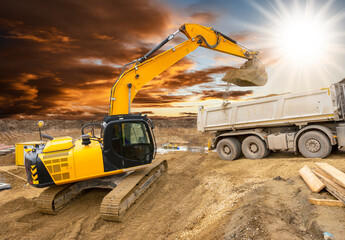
[{"left": 222, "top": 59, "right": 268, "bottom": 86}]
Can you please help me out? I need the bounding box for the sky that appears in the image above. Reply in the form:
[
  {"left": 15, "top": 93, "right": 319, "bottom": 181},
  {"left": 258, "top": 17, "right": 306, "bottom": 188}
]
[{"left": 0, "top": 0, "right": 345, "bottom": 119}]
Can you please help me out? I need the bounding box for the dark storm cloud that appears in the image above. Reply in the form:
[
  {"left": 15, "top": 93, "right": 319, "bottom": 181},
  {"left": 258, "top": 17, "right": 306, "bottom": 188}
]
[
  {"left": 0, "top": 0, "right": 172, "bottom": 118},
  {"left": 151, "top": 59, "right": 234, "bottom": 90},
  {"left": 132, "top": 88, "right": 187, "bottom": 107},
  {"left": 132, "top": 62, "right": 236, "bottom": 108}
]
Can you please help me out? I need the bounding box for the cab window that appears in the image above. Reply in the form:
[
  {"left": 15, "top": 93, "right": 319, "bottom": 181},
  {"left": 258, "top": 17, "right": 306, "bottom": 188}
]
[
  {"left": 122, "top": 122, "right": 151, "bottom": 145},
  {"left": 121, "top": 122, "right": 152, "bottom": 161}
]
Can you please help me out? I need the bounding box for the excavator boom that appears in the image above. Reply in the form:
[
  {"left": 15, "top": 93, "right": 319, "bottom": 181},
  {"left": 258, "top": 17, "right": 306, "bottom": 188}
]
[{"left": 109, "top": 23, "right": 267, "bottom": 115}]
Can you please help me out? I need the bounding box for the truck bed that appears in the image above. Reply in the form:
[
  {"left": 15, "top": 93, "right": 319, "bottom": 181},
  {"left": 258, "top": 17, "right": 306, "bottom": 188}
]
[{"left": 198, "top": 83, "right": 345, "bottom": 132}]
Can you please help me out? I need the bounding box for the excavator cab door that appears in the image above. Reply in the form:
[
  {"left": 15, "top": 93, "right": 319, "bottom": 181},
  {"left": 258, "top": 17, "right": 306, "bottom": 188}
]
[
  {"left": 102, "top": 115, "right": 155, "bottom": 172},
  {"left": 121, "top": 121, "right": 154, "bottom": 168}
]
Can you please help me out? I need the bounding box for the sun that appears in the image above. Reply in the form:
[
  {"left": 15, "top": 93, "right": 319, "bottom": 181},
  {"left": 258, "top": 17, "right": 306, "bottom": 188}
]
[
  {"left": 246, "top": 0, "right": 345, "bottom": 92},
  {"left": 279, "top": 16, "right": 326, "bottom": 66},
  {"left": 263, "top": 1, "right": 334, "bottom": 69}
]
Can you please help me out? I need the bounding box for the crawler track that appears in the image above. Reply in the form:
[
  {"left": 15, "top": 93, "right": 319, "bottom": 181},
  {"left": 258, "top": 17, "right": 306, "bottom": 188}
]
[
  {"left": 36, "top": 184, "right": 73, "bottom": 214},
  {"left": 100, "top": 160, "right": 168, "bottom": 222},
  {"left": 35, "top": 160, "right": 167, "bottom": 220}
]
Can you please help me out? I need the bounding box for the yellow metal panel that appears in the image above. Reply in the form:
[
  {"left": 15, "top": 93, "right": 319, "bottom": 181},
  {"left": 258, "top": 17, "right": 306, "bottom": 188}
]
[
  {"left": 39, "top": 148, "right": 76, "bottom": 184},
  {"left": 43, "top": 137, "right": 73, "bottom": 153},
  {"left": 182, "top": 23, "right": 250, "bottom": 58},
  {"left": 54, "top": 163, "right": 151, "bottom": 185},
  {"left": 72, "top": 140, "right": 104, "bottom": 178},
  {"left": 37, "top": 140, "right": 152, "bottom": 185}
]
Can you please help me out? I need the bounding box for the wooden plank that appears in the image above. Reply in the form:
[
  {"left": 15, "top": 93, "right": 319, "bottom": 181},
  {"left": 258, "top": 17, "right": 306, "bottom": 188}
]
[
  {"left": 313, "top": 170, "right": 345, "bottom": 204},
  {"left": 299, "top": 165, "right": 325, "bottom": 192},
  {"left": 315, "top": 162, "right": 345, "bottom": 188},
  {"left": 314, "top": 168, "right": 345, "bottom": 195},
  {"left": 308, "top": 198, "right": 345, "bottom": 207}
]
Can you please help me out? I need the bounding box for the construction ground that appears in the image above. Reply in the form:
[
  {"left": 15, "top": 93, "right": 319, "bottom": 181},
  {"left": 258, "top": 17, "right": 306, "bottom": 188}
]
[{"left": 1, "top": 119, "right": 345, "bottom": 240}]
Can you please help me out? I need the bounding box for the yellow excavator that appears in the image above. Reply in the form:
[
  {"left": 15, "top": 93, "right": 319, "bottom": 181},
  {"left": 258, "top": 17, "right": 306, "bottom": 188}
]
[{"left": 24, "top": 23, "right": 267, "bottom": 221}]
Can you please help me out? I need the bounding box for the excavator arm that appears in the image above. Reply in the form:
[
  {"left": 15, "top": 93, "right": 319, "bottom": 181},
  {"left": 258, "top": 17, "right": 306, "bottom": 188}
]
[{"left": 109, "top": 23, "right": 265, "bottom": 115}]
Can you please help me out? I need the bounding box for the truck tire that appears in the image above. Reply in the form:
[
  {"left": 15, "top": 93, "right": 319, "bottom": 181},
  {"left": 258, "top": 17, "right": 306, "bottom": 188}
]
[
  {"left": 263, "top": 148, "right": 271, "bottom": 158},
  {"left": 298, "top": 131, "right": 332, "bottom": 158},
  {"left": 216, "top": 138, "right": 241, "bottom": 161},
  {"left": 241, "top": 136, "right": 267, "bottom": 159}
]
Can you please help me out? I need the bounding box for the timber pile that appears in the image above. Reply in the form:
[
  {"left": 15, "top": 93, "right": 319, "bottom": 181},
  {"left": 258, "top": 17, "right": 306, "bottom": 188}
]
[{"left": 299, "top": 163, "right": 345, "bottom": 207}]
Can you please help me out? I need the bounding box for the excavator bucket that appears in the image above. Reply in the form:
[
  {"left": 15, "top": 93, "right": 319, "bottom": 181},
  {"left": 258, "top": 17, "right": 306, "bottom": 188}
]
[{"left": 222, "top": 59, "right": 268, "bottom": 86}]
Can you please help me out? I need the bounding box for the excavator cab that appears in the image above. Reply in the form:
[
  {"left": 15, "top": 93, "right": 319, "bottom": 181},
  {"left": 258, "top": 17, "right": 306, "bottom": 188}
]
[{"left": 102, "top": 114, "right": 156, "bottom": 171}]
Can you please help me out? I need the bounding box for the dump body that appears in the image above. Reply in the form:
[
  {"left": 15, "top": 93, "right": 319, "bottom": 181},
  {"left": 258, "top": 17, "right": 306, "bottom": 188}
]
[{"left": 198, "top": 83, "right": 345, "bottom": 132}]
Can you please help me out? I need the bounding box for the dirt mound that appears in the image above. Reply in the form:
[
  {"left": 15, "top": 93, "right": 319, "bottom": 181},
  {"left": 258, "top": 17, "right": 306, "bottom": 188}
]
[
  {"left": 0, "top": 128, "right": 82, "bottom": 145},
  {"left": 224, "top": 177, "right": 323, "bottom": 240},
  {"left": 0, "top": 152, "right": 15, "bottom": 166},
  {"left": 0, "top": 119, "right": 92, "bottom": 132},
  {"left": 6, "top": 168, "right": 28, "bottom": 189},
  {"left": 0, "top": 197, "right": 35, "bottom": 214},
  {"left": 0, "top": 118, "right": 197, "bottom": 133},
  {"left": 151, "top": 116, "right": 196, "bottom": 128},
  {"left": 0, "top": 118, "right": 198, "bottom": 146}
]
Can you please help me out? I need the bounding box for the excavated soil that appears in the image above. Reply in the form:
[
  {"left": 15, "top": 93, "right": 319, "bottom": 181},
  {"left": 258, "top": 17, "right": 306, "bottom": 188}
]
[{"left": 0, "top": 121, "right": 345, "bottom": 239}]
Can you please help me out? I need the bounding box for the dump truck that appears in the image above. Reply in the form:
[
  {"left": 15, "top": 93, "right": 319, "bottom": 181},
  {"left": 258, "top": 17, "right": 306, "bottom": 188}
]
[{"left": 198, "top": 83, "right": 345, "bottom": 160}]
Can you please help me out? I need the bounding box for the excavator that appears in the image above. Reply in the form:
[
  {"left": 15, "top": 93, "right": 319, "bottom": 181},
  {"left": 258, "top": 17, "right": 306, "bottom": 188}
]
[{"left": 24, "top": 23, "right": 267, "bottom": 221}]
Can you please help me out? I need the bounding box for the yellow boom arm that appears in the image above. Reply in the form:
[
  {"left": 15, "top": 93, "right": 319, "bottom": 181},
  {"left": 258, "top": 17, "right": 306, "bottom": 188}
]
[{"left": 109, "top": 23, "right": 259, "bottom": 115}]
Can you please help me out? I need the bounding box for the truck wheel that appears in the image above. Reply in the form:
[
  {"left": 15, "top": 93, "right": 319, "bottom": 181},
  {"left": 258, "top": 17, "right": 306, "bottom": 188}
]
[
  {"left": 298, "top": 131, "right": 332, "bottom": 158},
  {"left": 217, "top": 138, "right": 241, "bottom": 161},
  {"left": 264, "top": 148, "right": 271, "bottom": 158},
  {"left": 242, "top": 136, "right": 266, "bottom": 159}
]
